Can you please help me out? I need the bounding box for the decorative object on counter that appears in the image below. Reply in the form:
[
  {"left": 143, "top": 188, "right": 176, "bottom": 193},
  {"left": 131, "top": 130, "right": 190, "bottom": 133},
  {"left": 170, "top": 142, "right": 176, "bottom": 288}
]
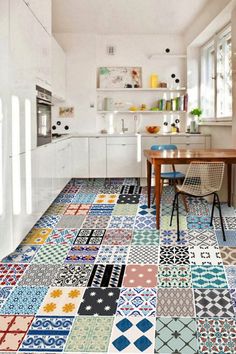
[
  {"left": 156, "top": 94, "right": 187, "bottom": 112},
  {"left": 163, "top": 121, "right": 170, "bottom": 133},
  {"left": 59, "top": 107, "right": 74, "bottom": 118},
  {"left": 146, "top": 126, "right": 161, "bottom": 134},
  {"left": 159, "top": 82, "right": 167, "bottom": 88},
  {"left": 140, "top": 104, "right": 147, "bottom": 111},
  {"left": 150, "top": 74, "right": 159, "bottom": 88},
  {"left": 100, "top": 129, "right": 108, "bottom": 134},
  {"left": 189, "top": 107, "right": 203, "bottom": 134},
  {"left": 171, "top": 123, "right": 177, "bottom": 133},
  {"left": 64, "top": 125, "right": 69, "bottom": 130},
  {"left": 98, "top": 67, "right": 142, "bottom": 88},
  {"left": 104, "top": 97, "right": 114, "bottom": 111},
  {"left": 129, "top": 105, "right": 138, "bottom": 112},
  {"left": 175, "top": 119, "right": 180, "bottom": 133},
  {"left": 57, "top": 121, "right": 61, "bottom": 125}
]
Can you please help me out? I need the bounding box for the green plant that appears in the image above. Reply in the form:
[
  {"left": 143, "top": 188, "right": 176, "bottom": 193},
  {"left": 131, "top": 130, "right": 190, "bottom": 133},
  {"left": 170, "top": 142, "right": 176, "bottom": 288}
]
[{"left": 190, "top": 108, "right": 203, "bottom": 117}]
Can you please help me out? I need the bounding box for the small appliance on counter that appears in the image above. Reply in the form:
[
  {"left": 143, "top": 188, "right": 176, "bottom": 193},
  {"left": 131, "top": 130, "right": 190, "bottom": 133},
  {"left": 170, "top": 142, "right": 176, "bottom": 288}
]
[{"left": 36, "top": 85, "right": 53, "bottom": 146}]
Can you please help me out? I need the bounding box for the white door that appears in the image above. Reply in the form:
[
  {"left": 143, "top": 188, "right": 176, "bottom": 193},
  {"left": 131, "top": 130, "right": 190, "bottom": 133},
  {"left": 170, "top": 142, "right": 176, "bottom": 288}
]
[{"left": 89, "top": 137, "right": 106, "bottom": 177}]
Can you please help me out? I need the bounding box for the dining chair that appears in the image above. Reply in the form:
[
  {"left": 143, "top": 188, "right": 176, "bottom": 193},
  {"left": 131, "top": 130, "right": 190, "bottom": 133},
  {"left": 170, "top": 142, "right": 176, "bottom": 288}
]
[
  {"left": 150, "top": 144, "right": 187, "bottom": 210},
  {"left": 170, "top": 161, "right": 226, "bottom": 241}
]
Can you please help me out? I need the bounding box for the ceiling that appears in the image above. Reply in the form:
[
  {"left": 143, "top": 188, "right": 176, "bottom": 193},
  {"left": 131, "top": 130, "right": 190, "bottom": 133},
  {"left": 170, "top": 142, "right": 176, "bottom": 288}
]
[{"left": 52, "top": 0, "right": 210, "bottom": 35}]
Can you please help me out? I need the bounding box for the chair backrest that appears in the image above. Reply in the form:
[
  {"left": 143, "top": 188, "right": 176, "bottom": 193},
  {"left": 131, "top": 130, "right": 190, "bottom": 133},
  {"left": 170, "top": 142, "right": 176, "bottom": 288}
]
[
  {"left": 181, "top": 161, "right": 225, "bottom": 196},
  {"left": 151, "top": 144, "right": 177, "bottom": 151}
]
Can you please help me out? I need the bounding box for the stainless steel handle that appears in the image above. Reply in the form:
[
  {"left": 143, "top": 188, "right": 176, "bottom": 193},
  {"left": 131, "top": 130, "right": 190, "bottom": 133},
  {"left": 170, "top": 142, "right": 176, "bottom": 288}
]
[{"left": 38, "top": 100, "right": 54, "bottom": 106}]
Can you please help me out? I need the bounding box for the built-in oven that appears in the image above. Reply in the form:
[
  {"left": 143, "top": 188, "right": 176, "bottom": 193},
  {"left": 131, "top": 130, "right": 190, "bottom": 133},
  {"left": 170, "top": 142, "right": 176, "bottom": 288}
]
[{"left": 36, "top": 85, "right": 52, "bottom": 146}]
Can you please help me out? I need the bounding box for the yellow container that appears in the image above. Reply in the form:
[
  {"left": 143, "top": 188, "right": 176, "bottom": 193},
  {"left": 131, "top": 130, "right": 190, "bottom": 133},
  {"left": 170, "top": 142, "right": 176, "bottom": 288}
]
[{"left": 150, "top": 74, "right": 159, "bottom": 88}]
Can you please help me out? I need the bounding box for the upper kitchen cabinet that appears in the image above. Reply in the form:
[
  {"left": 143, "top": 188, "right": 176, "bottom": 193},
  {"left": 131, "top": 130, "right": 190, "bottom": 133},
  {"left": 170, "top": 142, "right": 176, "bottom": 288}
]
[
  {"left": 52, "top": 37, "right": 66, "bottom": 101},
  {"left": 23, "top": 0, "right": 52, "bottom": 34}
]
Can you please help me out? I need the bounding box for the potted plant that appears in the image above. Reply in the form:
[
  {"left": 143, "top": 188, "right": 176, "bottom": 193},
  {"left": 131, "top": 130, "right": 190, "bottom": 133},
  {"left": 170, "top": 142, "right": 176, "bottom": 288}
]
[{"left": 189, "top": 107, "right": 203, "bottom": 133}]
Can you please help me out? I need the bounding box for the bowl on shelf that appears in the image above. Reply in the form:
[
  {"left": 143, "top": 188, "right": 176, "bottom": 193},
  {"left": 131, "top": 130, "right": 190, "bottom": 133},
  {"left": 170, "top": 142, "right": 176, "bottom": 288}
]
[{"left": 145, "top": 125, "right": 161, "bottom": 134}]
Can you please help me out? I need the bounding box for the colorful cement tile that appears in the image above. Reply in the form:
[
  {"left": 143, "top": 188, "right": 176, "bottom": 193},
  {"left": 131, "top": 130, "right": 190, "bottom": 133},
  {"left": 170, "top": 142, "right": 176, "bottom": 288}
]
[
  {"left": 116, "top": 288, "right": 157, "bottom": 317},
  {"left": 72, "top": 193, "right": 96, "bottom": 204},
  {"left": 220, "top": 247, "right": 236, "bottom": 265},
  {"left": 121, "top": 185, "right": 142, "bottom": 194},
  {"left": 65, "top": 245, "right": 99, "bottom": 264},
  {"left": 197, "top": 318, "right": 236, "bottom": 354},
  {"left": 159, "top": 246, "right": 190, "bottom": 265},
  {"left": 194, "top": 289, "right": 235, "bottom": 317},
  {"left": 161, "top": 215, "right": 187, "bottom": 230},
  {"left": 102, "top": 229, "right": 133, "bottom": 245},
  {"left": 89, "top": 204, "right": 114, "bottom": 215},
  {"left": 74, "top": 228, "right": 105, "bottom": 245},
  {"left": 0, "top": 287, "right": 13, "bottom": 309},
  {"left": 109, "top": 216, "right": 135, "bottom": 229},
  {"left": 191, "top": 265, "right": 228, "bottom": 288},
  {"left": 229, "top": 288, "right": 236, "bottom": 313},
  {"left": 0, "top": 315, "right": 34, "bottom": 351},
  {"left": 45, "top": 228, "right": 78, "bottom": 245},
  {"left": 88, "top": 264, "right": 125, "bottom": 287},
  {"left": 138, "top": 204, "right": 156, "bottom": 216},
  {"left": 187, "top": 199, "right": 210, "bottom": 216},
  {"left": 189, "top": 246, "right": 222, "bottom": 265},
  {"left": 65, "top": 316, "right": 114, "bottom": 352},
  {"left": 55, "top": 215, "right": 85, "bottom": 228},
  {"left": 32, "top": 244, "right": 70, "bottom": 264},
  {"left": 94, "top": 194, "right": 118, "bottom": 204},
  {"left": 0, "top": 286, "right": 48, "bottom": 315},
  {"left": 100, "top": 185, "right": 122, "bottom": 194},
  {"left": 128, "top": 246, "right": 159, "bottom": 264},
  {"left": 156, "top": 288, "right": 195, "bottom": 317},
  {"left": 214, "top": 216, "right": 236, "bottom": 230},
  {"left": 1, "top": 245, "right": 39, "bottom": 263},
  {"left": 22, "top": 228, "right": 52, "bottom": 245},
  {"left": 18, "top": 264, "right": 58, "bottom": 286},
  {"left": 131, "top": 230, "right": 159, "bottom": 245},
  {"left": 34, "top": 215, "right": 61, "bottom": 228},
  {"left": 44, "top": 203, "right": 67, "bottom": 215},
  {"left": 53, "top": 264, "right": 93, "bottom": 287},
  {"left": 109, "top": 317, "right": 155, "bottom": 353},
  {"left": 38, "top": 287, "right": 84, "bottom": 315},
  {"left": 160, "top": 229, "right": 189, "bottom": 246},
  {"left": 155, "top": 317, "right": 198, "bottom": 354},
  {"left": 112, "top": 204, "right": 138, "bottom": 216},
  {"left": 19, "top": 316, "right": 73, "bottom": 352},
  {"left": 0, "top": 264, "right": 28, "bottom": 286},
  {"left": 95, "top": 246, "right": 129, "bottom": 264},
  {"left": 158, "top": 265, "right": 192, "bottom": 288},
  {"left": 187, "top": 215, "right": 212, "bottom": 230},
  {"left": 54, "top": 193, "right": 75, "bottom": 204},
  {"left": 134, "top": 215, "right": 156, "bottom": 229},
  {"left": 117, "top": 194, "right": 140, "bottom": 204},
  {"left": 225, "top": 265, "right": 236, "bottom": 288},
  {"left": 78, "top": 287, "right": 120, "bottom": 316},
  {"left": 82, "top": 215, "right": 111, "bottom": 229},
  {"left": 216, "top": 230, "right": 236, "bottom": 246},
  {"left": 188, "top": 229, "right": 218, "bottom": 246},
  {"left": 64, "top": 203, "right": 91, "bottom": 215},
  {"left": 123, "top": 265, "right": 158, "bottom": 288}
]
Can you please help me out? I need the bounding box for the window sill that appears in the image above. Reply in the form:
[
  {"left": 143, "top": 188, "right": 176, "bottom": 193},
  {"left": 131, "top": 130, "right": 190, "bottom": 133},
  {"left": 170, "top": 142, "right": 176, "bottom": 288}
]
[{"left": 199, "top": 120, "right": 232, "bottom": 127}]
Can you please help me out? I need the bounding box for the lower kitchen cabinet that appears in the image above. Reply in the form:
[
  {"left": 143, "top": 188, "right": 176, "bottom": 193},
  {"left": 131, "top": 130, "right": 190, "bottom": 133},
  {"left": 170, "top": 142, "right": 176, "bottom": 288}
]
[
  {"left": 71, "top": 137, "right": 89, "bottom": 177},
  {"left": 107, "top": 137, "right": 141, "bottom": 177},
  {"left": 89, "top": 137, "right": 106, "bottom": 177}
]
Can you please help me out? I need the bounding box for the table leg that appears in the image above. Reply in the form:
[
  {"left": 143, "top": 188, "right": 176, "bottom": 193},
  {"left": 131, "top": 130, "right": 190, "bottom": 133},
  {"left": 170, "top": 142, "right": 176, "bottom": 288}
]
[
  {"left": 227, "top": 163, "right": 232, "bottom": 207},
  {"left": 154, "top": 160, "right": 161, "bottom": 229},
  {"left": 147, "top": 159, "right": 152, "bottom": 208}
]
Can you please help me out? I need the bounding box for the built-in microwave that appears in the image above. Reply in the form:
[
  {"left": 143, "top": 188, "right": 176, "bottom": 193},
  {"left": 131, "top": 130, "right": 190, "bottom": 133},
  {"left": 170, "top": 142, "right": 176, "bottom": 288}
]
[{"left": 36, "top": 85, "right": 52, "bottom": 146}]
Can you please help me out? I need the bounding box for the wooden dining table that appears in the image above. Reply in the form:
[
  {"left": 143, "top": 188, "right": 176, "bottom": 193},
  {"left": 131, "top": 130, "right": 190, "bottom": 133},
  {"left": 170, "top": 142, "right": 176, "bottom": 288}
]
[{"left": 144, "top": 148, "right": 236, "bottom": 229}]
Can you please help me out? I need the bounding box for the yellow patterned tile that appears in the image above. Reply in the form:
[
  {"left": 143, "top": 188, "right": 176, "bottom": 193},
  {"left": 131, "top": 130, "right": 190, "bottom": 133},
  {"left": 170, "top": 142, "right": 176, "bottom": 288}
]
[{"left": 22, "top": 228, "right": 52, "bottom": 245}]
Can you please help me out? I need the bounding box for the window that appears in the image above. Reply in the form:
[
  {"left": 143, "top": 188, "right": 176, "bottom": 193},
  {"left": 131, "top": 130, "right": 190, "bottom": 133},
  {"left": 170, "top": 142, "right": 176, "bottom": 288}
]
[{"left": 201, "top": 24, "right": 232, "bottom": 120}]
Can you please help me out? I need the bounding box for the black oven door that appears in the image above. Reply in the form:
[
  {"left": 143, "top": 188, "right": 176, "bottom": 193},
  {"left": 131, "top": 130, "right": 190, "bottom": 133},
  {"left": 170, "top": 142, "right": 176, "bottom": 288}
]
[{"left": 37, "top": 99, "right": 52, "bottom": 146}]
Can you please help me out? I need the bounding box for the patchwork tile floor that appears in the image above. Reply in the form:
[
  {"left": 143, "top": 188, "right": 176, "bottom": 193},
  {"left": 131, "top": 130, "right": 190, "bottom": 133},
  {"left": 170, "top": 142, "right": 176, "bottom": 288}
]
[{"left": 0, "top": 178, "right": 236, "bottom": 353}]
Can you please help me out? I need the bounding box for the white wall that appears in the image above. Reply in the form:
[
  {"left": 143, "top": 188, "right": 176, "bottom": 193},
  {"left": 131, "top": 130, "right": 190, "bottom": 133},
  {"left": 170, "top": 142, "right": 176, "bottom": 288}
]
[{"left": 53, "top": 33, "right": 186, "bottom": 134}]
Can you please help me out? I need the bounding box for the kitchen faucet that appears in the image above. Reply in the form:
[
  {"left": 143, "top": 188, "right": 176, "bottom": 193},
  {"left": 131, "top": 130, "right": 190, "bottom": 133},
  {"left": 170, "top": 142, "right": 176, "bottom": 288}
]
[{"left": 121, "top": 119, "right": 128, "bottom": 134}]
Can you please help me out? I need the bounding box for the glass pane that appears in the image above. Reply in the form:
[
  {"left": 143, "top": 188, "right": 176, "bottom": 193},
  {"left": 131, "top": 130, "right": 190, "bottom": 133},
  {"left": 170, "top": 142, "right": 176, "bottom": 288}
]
[{"left": 201, "top": 42, "right": 215, "bottom": 118}]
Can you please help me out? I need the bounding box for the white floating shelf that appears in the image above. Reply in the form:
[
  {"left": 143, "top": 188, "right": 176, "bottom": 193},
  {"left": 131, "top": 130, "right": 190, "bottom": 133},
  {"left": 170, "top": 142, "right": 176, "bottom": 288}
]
[
  {"left": 97, "top": 87, "right": 186, "bottom": 92},
  {"left": 148, "top": 53, "right": 187, "bottom": 59},
  {"left": 97, "top": 110, "right": 186, "bottom": 114}
]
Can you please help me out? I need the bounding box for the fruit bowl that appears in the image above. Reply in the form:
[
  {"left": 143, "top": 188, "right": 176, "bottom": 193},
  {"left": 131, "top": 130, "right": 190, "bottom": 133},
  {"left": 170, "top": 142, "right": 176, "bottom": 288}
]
[{"left": 145, "top": 126, "right": 161, "bottom": 134}]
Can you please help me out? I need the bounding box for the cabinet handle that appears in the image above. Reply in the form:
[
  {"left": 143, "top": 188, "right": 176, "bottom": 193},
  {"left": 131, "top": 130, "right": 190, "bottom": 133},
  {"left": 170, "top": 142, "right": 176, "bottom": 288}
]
[{"left": 122, "top": 144, "right": 126, "bottom": 146}]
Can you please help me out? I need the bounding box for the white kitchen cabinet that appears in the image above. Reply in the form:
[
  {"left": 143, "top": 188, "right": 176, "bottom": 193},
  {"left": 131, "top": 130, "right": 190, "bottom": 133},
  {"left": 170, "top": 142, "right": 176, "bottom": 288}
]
[
  {"left": 89, "top": 137, "right": 106, "bottom": 177},
  {"left": 107, "top": 137, "right": 141, "bottom": 177},
  {"left": 24, "top": 0, "right": 52, "bottom": 34},
  {"left": 52, "top": 37, "right": 66, "bottom": 100},
  {"left": 141, "top": 136, "right": 171, "bottom": 177},
  {"left": 53, "top": 139, "right": 71, "bottom": 193},
  {"left": 71, "top": 138, "right": 89, "bottom": 177}
]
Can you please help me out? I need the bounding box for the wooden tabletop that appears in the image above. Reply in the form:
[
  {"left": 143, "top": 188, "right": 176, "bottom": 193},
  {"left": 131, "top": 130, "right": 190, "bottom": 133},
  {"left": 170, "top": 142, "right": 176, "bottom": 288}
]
[{"left": 144, "top": 149, "right": 236, "bottom": 164}]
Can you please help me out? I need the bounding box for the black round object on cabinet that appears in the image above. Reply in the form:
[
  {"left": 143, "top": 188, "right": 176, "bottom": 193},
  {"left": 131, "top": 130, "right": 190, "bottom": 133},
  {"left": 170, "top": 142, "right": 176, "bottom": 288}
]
[
  {"left": 175, "top": 79, "right": 180, "bottom": 83},
  {"left": 57, "top": 121, "right": 61, "bottom": 125},
  {"left": 165, "top": 48, "right": 170, "bottom": 53},
  {"left": 64, "top": 125, "right": 69, "bottom": 130},
  {"left": 171, "top": 73, "right": 176, "bottom": 78},
  {"left": 52, "top": 125, "right": 56, "bottom": 130}
]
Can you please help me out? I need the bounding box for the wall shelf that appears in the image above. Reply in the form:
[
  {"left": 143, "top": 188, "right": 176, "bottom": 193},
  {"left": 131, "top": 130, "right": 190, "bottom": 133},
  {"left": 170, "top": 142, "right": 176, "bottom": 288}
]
[
  {"left": 97, "top": 110, "right": 187, "bottom": 114},
  {"left": 97, "top": 87, "right": 186, "bottom": 92},
  {"left": 148, "top": 53, "right": 187, "bottom": 59}
]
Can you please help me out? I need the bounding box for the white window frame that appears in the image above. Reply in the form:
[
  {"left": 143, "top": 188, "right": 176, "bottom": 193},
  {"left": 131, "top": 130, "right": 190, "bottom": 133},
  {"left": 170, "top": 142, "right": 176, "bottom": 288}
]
[{"left": 200, "top": 23, "right": 232, "bottom": 122}]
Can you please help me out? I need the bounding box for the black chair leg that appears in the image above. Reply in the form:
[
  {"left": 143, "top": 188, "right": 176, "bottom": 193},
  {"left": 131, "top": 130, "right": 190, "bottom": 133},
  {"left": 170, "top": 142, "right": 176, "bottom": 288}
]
[
  {"left": 215, "top": 193, "right": 226, "bottom": 242},
  {"left": 210, "top": 193, "right": 216, "bottom": 226},
  {"left": 176, "top": 193, "right": 180, "bottom": 241},
  {"left": 170, "top": 193, "right": 177, "bottom": 226}
]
